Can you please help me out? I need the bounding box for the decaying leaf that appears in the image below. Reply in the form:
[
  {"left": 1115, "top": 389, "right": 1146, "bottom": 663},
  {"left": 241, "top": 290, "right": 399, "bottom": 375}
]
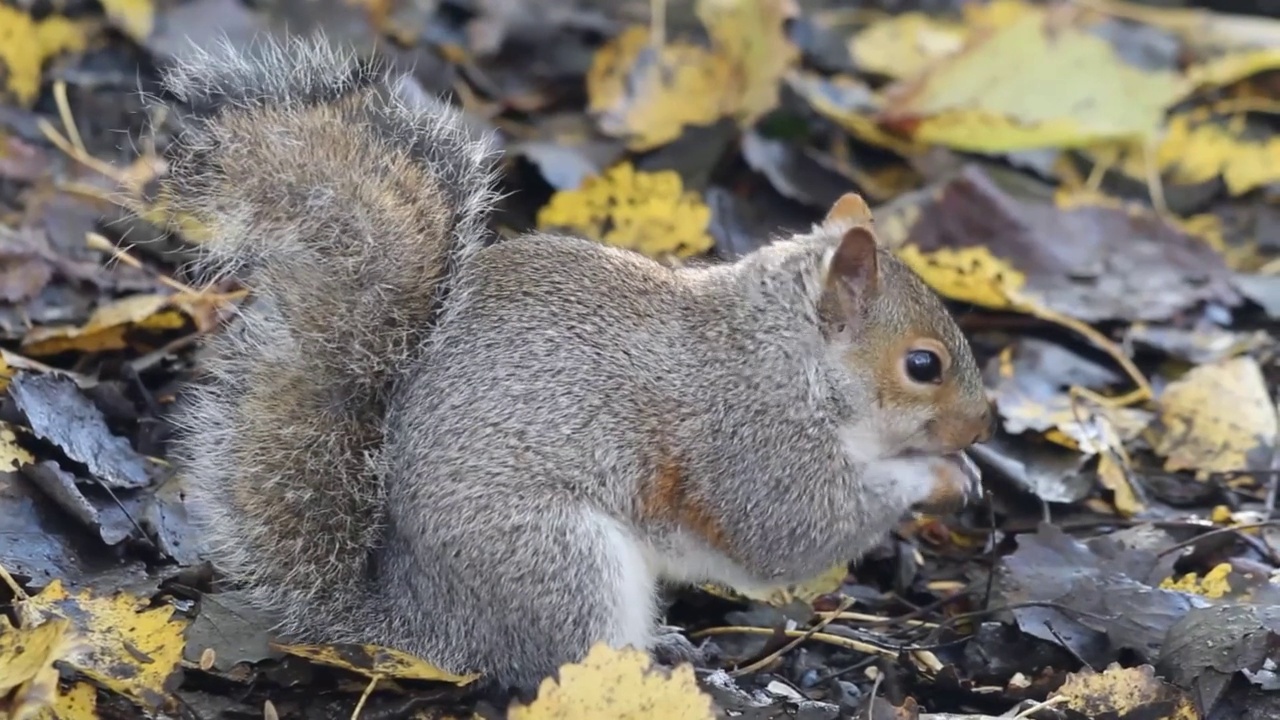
[
  {"left": 1057, "top": 663, "right": 1197, "bottom": 720},
  {"left": 15, "top": 580, "right": 189, "bottom": 711},
  {"left": 0, "top": 6, "right": 92, "bottom": 107},
  {"left": 1105, "top": 112, "right": 1280, "bottom": 196},
  {"left": 883, "top": 166, "right": 1239, "bottom": 323},
  {"left": 996, "top": 524, "right": 1207, "bottom": 667},
  {"left": 537, "top": 162, "right": 714, "bottom": 258},
  {"left": 507, "top": 643, "right": 715, "bottom": 720},
  {"left": 273, "top": 642, "right": 479, "bottom": 685},
  {"left": 1152, "top": 356, "right": 1278, "bottom": 477}
]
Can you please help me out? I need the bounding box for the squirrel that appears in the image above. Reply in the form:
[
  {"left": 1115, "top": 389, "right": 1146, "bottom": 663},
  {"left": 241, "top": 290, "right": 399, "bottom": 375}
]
[{"left": 158, "top": 36, "right": 995, "bottom": 693}]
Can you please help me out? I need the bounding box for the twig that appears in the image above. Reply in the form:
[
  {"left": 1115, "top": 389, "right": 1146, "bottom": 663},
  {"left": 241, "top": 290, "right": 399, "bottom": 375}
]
[
  {"left": 730, "top": 596, "right": 855, "bottom": 677},
  {"left": 351, "top": 674, "right": 382, "bottom": 720},
  {"left": 650, "top": 0, "right": 667, "bottom": 48},
  {"left": 690, "top": 626, "right": 899, "bottom": 661},
  {"left": 1154, "top": 521, "right": 1280, "bottom": 558},
  {"left": 813, "top": 611, "right": 939, "bottom": 629},
  {"left": 0, "top": 562, "right": 29, "bottom": 600},
  {"left": 1013, "top": 694, "right": 1068, "bottom": 719},
  {"left": 1043, "top": 620, "right": 1094, "bottom": 671}
]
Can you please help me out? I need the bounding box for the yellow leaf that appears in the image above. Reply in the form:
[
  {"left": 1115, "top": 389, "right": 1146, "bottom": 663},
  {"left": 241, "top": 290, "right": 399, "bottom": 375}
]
[
  {"left": 1096, "top": 452, "right": 1143, "bottom": 518},
  {"left": 99, "top": 0, "right": 154, "bottom": 42},
  {"left": 537, "top": 162, "right": 713, "bottom": 259},
  {"left": 1187, "top": 48, "right": 1280, "bottom": 90},
  {"left": 695, "top": 0, "right": 799, "bottom": 123},
  {"left": 1057, "top": 663, "right": 1197, "bottom": 720},
  {"left": 1159, "top": 563, "right": 1233, "bottom": 599},
  {"left": 0, "top": 6, "right": 92, "bottom": 107},
  {"left": 894, "top": 245, "right": 1026, "bottom": 310},
  {"left": 34, "top": 681, "right": 98, "bottom": 720},
  {"left": 21, "top": 294, "right": 193, "bottom": 356},
  {"left": 0, "top": 617, "right": 75, "bottom": 699},
  {"left": 881, "top": 9, "right": 1186, "bottom": 150},
  {"left": 1101, "top": 113, "right": 1280, "bottom": 197},
  {"left": 1153, "top": 356, "right": 1279, "bottom": 477},
  {"left": 848, "top": 13, "right": 967, "bottom": 80},
  {"left": 15, "top": 580, "right": 189, "bottom": 711},
  {"left": 586, "top": 26, "right": 734, "bottom": 151},
  {"left": 0, "top": 421, "right": 35, "bottom": 472},
  {"left": 784, "top": 72, "right": 921, "bottom": 156},
  {"left": 703, "top": 562, "right": 849, "bottom": 607},
  {"left": 273, "top": 642, "right": 479, "bottom": 685},
  {"left": 507, "top": 643, "right": 715, "bottom": 720},
  {"left": 587, "top": 1, "right": 798, "bottom": 150}
]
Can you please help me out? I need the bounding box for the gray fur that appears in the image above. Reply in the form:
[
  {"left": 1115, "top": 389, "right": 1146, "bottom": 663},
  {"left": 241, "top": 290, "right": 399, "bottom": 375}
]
[{"left": 164, "top": 36, "right": 991, "bottom": 693}]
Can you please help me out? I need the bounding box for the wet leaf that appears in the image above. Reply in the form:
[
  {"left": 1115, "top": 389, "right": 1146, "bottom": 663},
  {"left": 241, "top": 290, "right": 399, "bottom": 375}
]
[
  {"left": 182, "top": 591, "right": 281, "bottom": 673},
  {"left": 1152, "top": 356, "right": 1278, "bottom": 477},
  {"left": 7, "top": 372, "right": 151, "bottom": 489},
  {"left": 273, "top": 642, "right": 479, "bottom": 685},
  {"left": 1157, "top": 604, "right": 1280, "bottom": 716},
  {"left": 507, "top": 643, "right": 715, "bottom": 720},
  {"left": 537, "top": 162, "right": 714, "bottom": 258},
  {"left": 996, "top": 524, "right": 1207, "bottom": 666},
  {"left": 15, "top": 580, "right": 189, "bottom": 711}
]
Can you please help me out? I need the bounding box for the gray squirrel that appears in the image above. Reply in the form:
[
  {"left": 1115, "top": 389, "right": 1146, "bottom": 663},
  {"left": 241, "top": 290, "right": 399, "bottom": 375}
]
[{"left": 159, "top": 36, "right": 994, "bottom": 693}]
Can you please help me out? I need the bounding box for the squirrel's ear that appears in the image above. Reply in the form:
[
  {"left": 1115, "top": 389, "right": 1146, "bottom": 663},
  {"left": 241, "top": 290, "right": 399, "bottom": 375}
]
[
  {"left": 822, "top": 192, "right": 874, "bottom": 229},
  {"left": 823, "top": 226, "right": 880, "bottom": 316}
]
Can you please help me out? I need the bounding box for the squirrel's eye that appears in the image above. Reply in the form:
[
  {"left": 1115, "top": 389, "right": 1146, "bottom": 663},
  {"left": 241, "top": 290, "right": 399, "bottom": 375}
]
[{"left": 905, "top": 350, "right": 943, "bottom": 384}]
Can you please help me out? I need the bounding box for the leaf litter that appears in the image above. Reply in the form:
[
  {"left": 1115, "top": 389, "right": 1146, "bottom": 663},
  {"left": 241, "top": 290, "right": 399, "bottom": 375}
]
[{"left": 2, "top": 0, "right": 1280, "bottom": 717}]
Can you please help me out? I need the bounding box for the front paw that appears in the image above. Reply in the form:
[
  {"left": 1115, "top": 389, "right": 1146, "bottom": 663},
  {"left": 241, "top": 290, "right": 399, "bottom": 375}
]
[
  {"left": 913, "top": 451, "right": 982, "bottom": 514},
  {"left": 649, "top": 625, "right": 705, "bottom": 669}
]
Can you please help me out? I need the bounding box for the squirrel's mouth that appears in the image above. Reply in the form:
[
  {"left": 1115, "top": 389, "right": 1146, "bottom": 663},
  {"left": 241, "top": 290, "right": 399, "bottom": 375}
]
[{"left": 906, "top": 450, "right": 984, "bottom": 514}]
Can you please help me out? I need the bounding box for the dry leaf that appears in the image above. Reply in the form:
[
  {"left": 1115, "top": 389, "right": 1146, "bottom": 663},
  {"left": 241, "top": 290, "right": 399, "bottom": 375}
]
[
  {"left": 880, "top": 8, "right": 1186, "bottom": 151},
  {"left": 537, "top": 162, "right": 713, "bottom": 258},
  {"left": 1152, "top": 356, "right": 1278, "bottom": 477},
  {"left": 273, "top": 642, "right": 479, "bottom": 685},
  {"left": 586, "top": 26, "right": 733, "bottom": 151},
  {"left": 1057, "top": 663, "right": 1197, "bottom": 720},
  {"left": 0, "top": 421, "right": 35, "bottom": 472},
  {"left": 695, "top": 0, "right": 799, "bottom": 124},
  {"left": 99, "top": 0, "right": 154, "bottom": 42},
  {"left": 0, "top": 6, "right": 91, "bottom": 107},
  {"left": 20, "top": 292, "right": 220, "bottom": 356},
  {"left": 507, "top": 643, "right": 715, "bottom": 720}
]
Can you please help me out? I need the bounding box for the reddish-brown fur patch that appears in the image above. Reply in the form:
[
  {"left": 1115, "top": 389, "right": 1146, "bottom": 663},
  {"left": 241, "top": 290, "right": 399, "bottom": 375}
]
[{"left": 639, "top": 453, "right": 736, "bottom": 559}]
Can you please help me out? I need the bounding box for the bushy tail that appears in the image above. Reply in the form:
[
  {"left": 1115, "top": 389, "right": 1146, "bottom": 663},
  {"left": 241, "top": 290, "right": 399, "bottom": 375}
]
[{"left": 159, "top": 35, "right": 500, "bottom": 641}]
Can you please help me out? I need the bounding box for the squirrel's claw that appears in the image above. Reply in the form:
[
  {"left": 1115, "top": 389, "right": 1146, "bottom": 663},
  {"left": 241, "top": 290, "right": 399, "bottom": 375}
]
[{"left": 915, "top": 451, "right": 984, "bottom": 514}]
